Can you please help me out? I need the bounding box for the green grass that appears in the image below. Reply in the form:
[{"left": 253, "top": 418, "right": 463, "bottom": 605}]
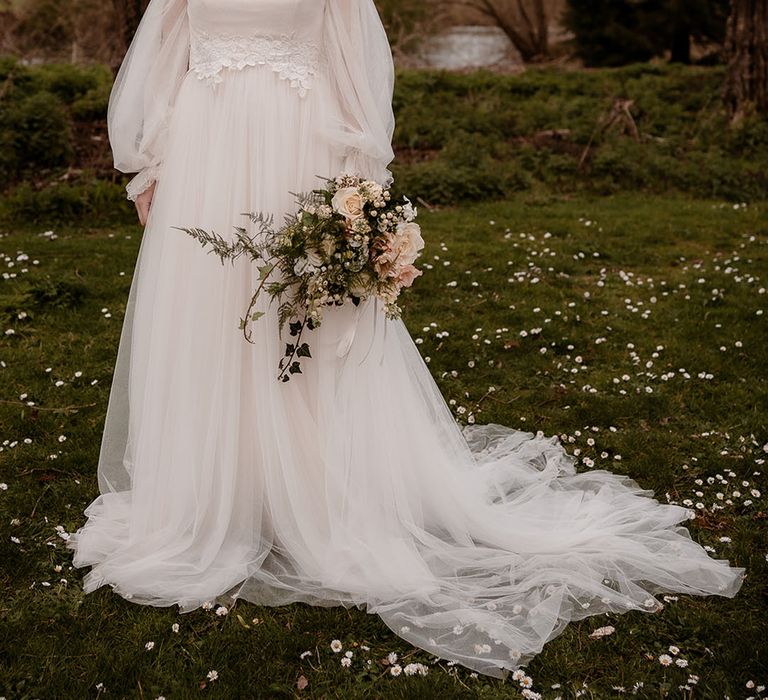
[{"left": 1, "top": 193, "right": 766, "bottom": 699}]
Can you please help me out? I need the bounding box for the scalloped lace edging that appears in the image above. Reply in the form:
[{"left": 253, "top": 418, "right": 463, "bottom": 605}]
[{"left": 126, "top": 164, "right": 161, "bottom": 202}]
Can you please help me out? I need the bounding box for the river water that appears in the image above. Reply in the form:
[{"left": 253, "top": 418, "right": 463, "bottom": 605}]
[{"left": 417, "top": 25, "right": 524, "bottom": 71}]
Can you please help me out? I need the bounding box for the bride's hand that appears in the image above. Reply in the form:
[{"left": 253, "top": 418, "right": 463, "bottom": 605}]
[{"left": 135, "top": 181, "right": 157, "bottom": 226}]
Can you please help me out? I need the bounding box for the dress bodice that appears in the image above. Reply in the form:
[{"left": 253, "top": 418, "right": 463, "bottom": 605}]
[
  {"left": 187, "top": 0, "right": 327, "bottom": 94},
  {"left": 111, "top": 0, "right": 396, "bottom": 196}
]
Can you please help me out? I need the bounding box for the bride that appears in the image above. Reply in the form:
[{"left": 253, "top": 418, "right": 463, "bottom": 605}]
[{"left": 68, "top": 0, "right": 745, "bottom": 678}]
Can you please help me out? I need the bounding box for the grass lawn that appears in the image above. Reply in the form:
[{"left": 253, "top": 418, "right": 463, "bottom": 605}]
[{"left": 1, "top": 192, "right": 766, "bottom": 699}]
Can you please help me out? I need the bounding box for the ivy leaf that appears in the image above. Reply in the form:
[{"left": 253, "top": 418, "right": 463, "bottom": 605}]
[
  {"left": 289, "top": 362, "right": 302, "bottom": 375},
  {"left": 296, "top": 343, "right": 311, "bottom": 358},
  {"left": 251, "top": 311, "right": 265, "bottom": 322},
  {"left": 285, "top": 343, "right": 295, "bottom": 356},
  {"left": 289, "top": 321, "right": 303, "bottom": 336},
  {"left": 258, "top": 264, "right": 274, "bottom": 280}
]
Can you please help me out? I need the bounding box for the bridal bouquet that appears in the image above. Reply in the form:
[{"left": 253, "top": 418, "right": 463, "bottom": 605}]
[{"left": 181, "top": 175, "right": 424, "bottom": 382}]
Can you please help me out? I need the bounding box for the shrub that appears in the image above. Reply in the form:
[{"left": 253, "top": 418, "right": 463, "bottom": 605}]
[
  {"left": 0, "top": 58, "right": 113, "bottom": 188},
  {"left": 393, "top": 133, "right": 531, "bottom": 205},
  {"left": 71, "top": 84, "right": 111, "bottom": 122},
  {"left": 0, "top": 180, "right": 134, "bottom": 226},
  {"left": 391, "top": 65, "right": 767, "bottom": 204},
  {"left": 0, "top": 92, "right": 72, "bottom": 188},
  {"left": 34, "top": 62, "right": 111, "bottom": 103},
  {"left": 1, "top": 59, "right": 766, "bottom": 220}
]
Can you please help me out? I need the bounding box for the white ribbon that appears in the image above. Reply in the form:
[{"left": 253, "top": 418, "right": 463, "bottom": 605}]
[
  {"left": 335, "top": 302, "right": 363, "bottom": 358},
  {"left": 335, "top": 298, "right": 385, "bottom": 365}
]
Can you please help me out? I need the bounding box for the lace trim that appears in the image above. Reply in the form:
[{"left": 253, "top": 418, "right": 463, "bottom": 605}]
[
  {"left": 189, "top": 29, "right": 324, "bottom": 96},
  {"left": 126, "top": 164, "right": 161, "bottom": 202}
]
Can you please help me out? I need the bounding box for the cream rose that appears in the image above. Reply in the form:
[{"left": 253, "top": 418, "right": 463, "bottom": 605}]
[
  {"left": 331, "top": 187, "right": 365, "bottom": 221},
  {"left": 392, "top": 222, "right": 424, "bottom": 267}
]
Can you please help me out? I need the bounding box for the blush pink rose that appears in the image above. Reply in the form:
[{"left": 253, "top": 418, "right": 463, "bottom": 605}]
[{"left": 397, "top": 264, "right": 422, "bottom": 288}]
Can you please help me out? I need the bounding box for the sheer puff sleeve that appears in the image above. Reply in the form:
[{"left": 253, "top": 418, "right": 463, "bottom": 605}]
[
  {"left": 108, "top": 0, "right": 190, "bottom": 201},
  {"left": 323, "top": 0, "right": 396, "bottom": 187}
]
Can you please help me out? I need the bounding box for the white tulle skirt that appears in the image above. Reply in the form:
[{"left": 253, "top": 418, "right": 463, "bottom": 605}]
[{"left": 68, "top": 66, "right": 745, "bottom": 677}]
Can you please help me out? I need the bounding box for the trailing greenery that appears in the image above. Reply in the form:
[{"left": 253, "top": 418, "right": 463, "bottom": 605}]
[{"left": 1, "top": 194, "right": 765, "bottom": 698}]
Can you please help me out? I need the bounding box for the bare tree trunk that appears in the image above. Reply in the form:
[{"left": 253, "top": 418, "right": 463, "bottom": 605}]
[
  {"left": 722, "top": 0, "right": 768, "bottom": 121},
  {"left": 454, "top": 0, "right": 550, "bottom": 62}
]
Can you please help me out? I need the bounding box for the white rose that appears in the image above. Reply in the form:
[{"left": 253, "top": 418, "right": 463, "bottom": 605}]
[{"left": 331, "top": 187, "right": 365, "bottom": 221}]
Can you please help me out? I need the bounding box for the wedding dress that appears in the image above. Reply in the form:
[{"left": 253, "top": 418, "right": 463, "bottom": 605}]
[{"left": 68, "top": 0, "right": 745, "bottom": 678}]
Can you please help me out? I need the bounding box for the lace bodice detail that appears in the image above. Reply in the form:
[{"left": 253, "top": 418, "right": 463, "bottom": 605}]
[
  {"left": 186, "top": 0, "right": 326, "bottom": 96},
  {"left": 189, "top": 28, "right": 324, "bottom": 96}
]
